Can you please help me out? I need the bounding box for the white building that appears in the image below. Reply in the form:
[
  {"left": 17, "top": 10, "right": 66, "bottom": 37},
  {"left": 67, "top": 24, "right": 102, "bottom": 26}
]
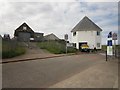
[{"left": 71, "top": 16, "right": 102, "bottom": 50}]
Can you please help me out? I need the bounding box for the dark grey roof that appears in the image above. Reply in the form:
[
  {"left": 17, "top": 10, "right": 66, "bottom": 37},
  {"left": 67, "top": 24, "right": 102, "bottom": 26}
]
[{"left": 71, "top": 16, "right": 102, "bottom": 32}]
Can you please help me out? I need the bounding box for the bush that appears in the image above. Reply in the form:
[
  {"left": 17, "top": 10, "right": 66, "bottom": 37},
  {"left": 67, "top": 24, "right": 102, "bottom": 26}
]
[{"left": 37, "top": 41, "right": 77, "bottom": 54}]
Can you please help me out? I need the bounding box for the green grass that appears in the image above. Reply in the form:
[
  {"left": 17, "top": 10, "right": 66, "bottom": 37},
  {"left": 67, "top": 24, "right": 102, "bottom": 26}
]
[
  {"left": 102, "top": 45, "right": 120, "bottom": 51},
  {"left": 37, "top": 41, "right": 77, "bottom": 54},
  {"left": 2, "top": 40, "right": 26, "bottom": 59}
]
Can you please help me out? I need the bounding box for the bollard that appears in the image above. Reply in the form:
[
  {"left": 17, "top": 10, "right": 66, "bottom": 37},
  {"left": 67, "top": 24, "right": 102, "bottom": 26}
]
[{"left": 106, "top": 51, "right": 107, "bottom": 61}]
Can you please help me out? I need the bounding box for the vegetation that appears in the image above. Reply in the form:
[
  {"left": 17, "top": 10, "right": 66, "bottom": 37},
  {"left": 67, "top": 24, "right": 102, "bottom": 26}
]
[
  {"left": 102, "top": 45, "right": 107, "bottom": 51},
  {"left": 102, "top": 45, "right": 120, "bottom": 51},
  {"left": 2, "top": 40, "right": 26, "bottom": 59},
  {"left": 37, "top": 40, "right": 77, "bottom": 54}
]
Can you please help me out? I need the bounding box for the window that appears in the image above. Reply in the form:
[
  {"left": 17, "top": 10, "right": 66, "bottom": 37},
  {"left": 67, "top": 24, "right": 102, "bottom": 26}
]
[
  {"left": 97, "top": 43, "right": 100, "bottom": 47},
  {"left": 73, "top": 32, "right": 76, "bottom": 36},
  {"left": 23, "top": 26, "right": 27, "bottom": 30},
  {"left": 97, "top": 31, "right": 100, "bottom": 36},
  {"left": 73, "top": 43, "right": 76, "bottom": 48}
]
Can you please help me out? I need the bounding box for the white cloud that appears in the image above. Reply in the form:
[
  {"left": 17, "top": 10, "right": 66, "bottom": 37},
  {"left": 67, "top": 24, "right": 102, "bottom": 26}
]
[{"left": 0, "top": 1, "right": 118, "bottom": 45}]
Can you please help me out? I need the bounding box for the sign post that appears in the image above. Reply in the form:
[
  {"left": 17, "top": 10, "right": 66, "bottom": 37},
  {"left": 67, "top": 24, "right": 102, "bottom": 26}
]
[
  {"left": 64, "top": 34, "right": 68, "bottom": 54},
  {"left": 112, "top": 33, "right": 117, "bottom": 57}
]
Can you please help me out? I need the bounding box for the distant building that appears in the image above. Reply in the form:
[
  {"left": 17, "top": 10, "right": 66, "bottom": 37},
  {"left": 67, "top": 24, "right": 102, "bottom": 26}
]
[
  {"left": 14, "top": 22, "right": 43, "bottom": 42},
  {"left": 44, "top": 33, "right": 60, "bottom": 41},
  {"left": 71, "top": 16, "right": 102, "bottom": 50},
  {"left": 34, "top": 32, "right": 44, "bottom": 42},
  {"left": 3, "top": 34, "right": 10, "bottom": 40}
]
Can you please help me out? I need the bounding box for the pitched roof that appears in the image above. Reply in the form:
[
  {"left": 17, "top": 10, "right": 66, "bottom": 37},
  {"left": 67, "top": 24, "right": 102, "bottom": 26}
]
[
  {"left": 14, "top": 22, "right": 34, "bottom": 37},
  {"left": 71, "top": 16, "right": 102, "bottom": 32},
  {"left": 44, "top": 33, "right": 59, "bottom": 40}
]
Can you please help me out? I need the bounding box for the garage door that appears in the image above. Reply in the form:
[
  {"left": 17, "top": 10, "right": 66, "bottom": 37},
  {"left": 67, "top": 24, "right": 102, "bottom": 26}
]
[
  {"left": 18, "top": 32, "right": 30, "bottom": 42},
  {"left": 79, "top": 42, "right": 87, "bottom": 50}
]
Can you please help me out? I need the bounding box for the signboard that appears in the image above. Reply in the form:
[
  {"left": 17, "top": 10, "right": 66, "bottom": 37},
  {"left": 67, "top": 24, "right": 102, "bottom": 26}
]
[
  {"left": 112, "top": 33, "right": 117, "bottom": 40},
  {"left": 64, "top": 34, "right": 68, "bottom": 40},
  {"left": 107, "top": 32, "right": 113, "bottom": 56},
  {"left": 67, "top": 43, "right": 73, "bottom": 47}
]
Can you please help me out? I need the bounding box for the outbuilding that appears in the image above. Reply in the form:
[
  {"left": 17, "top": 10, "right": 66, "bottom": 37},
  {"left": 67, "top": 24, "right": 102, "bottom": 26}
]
[
  {"left": 14, "top": 22, "right": 44, "bottom": 42},
  {"left": 44, "top": 33, "right": 60, "bottom": 41},
  {"left": 14, "top": 22, "right": 34, "bottom": 42}
]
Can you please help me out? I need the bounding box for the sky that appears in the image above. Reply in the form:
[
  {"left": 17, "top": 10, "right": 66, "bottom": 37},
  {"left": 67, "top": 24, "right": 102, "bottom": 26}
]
[{"left": 0, "top": 0, "right": 119, "bottom": 45}]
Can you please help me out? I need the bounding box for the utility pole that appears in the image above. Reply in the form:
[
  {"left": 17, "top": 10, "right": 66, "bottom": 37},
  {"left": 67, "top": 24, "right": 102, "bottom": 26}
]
[{"left": 112, "top": 33, "right": 117, "bottom": 58}]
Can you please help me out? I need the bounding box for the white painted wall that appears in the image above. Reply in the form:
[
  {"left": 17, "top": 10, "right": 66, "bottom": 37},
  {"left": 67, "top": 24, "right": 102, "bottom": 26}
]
[{"left": 71, "top": 31, "right": 102, "bottom": 49}]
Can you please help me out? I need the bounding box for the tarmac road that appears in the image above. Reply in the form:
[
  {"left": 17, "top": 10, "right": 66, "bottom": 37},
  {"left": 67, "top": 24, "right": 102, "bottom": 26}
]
[{"left": 2, "top": 54, "right": 117, "bottom": 88}]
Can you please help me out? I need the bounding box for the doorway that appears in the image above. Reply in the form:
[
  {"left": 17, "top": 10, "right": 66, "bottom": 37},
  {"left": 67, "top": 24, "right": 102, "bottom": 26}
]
[{"left": 79, "top": 42, "right": 87, "bottom": 50}]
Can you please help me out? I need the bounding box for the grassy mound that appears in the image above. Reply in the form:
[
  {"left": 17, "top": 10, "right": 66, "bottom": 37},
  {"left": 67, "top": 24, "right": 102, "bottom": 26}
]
[{"left": 37, "top": 41, "right": 77, "bottom": 54}]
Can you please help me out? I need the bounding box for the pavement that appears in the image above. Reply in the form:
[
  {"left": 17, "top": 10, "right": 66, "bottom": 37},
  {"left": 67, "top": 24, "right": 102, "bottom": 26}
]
[
  {"left": 50, "top": 59, "right": 118, "bottom": 88},
  {"left": 2, "top": 54, "right": 118, "bottom": 88}
]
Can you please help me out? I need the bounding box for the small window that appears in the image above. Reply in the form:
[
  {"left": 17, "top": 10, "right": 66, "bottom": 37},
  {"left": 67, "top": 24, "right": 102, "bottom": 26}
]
[
  {"left": 97, "top": 31, "right": 100, "bottom": 36},
  {"left": 97, "top": 43, "right": 100, "bottom": 47},
  {"left": 73, "top": 43, "right": 76, "bottom": 48},
  {"left": 23, "top": 26, "right": 27, "bottom": 30},
  {"left": 73, "top": 32, "right": 76, "bottom": 36}
]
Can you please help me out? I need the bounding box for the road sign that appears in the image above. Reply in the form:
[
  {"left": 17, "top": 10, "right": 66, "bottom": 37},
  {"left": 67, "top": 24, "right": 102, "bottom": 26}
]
[
  {"left": 112, "top": 33, "right": 117, "bottom": 40},
  {"left": 107, "top": 32, "right": 113, "bottom": 56},
  {"left": 64, "top": 34, "right": 68, "bottom": 40}
]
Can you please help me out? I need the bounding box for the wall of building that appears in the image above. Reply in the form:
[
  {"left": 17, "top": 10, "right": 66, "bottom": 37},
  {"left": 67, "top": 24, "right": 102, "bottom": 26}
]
[
  {"left": 71, "top": 31, "right": 101, "bottom": 49},
  {"left": 95, "top": 32, "right": 101, "bottom": 49},
  {"left": 34, "top": 33, "right": 44, "bottom": 42}
]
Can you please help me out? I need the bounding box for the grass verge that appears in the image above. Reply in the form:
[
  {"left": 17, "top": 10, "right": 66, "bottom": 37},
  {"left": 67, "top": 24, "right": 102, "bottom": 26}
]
[{"left": 37, "top": 41, "right": 77, "bottom": 54}]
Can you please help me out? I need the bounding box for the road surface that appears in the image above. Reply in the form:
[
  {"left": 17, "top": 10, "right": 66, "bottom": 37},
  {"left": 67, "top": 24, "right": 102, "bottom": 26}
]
[{"left": 2, "top": 54, "right": 118, "bottom": 88}]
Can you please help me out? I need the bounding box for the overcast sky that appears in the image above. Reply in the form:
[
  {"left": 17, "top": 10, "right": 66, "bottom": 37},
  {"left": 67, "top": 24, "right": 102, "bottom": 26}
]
[{"left": 0, "top": 0, "right": 119, "bottom": 45}]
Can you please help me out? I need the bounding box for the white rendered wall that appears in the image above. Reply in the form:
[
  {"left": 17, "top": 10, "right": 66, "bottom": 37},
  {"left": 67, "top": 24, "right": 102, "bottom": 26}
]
[{"left": 71, "top": 31, "right": 102, "bottom": 49}]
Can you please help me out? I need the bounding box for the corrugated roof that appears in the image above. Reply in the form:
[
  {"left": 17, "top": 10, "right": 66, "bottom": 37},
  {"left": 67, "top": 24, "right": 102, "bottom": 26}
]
[{"left": 71, "top": 16, "right": 102, "bottom": 32}]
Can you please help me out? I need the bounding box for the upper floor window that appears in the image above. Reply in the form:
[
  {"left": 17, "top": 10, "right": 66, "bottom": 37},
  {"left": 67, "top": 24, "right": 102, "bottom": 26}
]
[
  {"left": 73, "top": 32, "right": 76, "bottom": 36},
  {"left": 23, "top": 26, "right": 27, "bottom": 30},
  {"left": 97, "top": 31, "right": 100, "bottom": 36}
]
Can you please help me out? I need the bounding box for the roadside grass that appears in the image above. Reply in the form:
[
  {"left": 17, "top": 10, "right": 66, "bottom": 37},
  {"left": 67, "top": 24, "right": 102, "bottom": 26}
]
[
  {"left": 102, "top": 45, "right": 107, "bottom": 51},
  {"left": 2, "top": 40, "right": 26, "bottom": 59},
  {"left": 37, "top": 40, "right": 77, "bottom": 54},
  {"left": 102, "top": 45, "right": 120, "bottom": 51}
]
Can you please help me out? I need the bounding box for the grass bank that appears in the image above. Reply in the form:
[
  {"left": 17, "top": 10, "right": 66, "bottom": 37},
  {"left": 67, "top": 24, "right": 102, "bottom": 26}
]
[
  {"left": 2, "top": 40, "right": 26, "bottom": 59},
  {"left": 37, "top": 41, "right": 77, "bottom": 54}
]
